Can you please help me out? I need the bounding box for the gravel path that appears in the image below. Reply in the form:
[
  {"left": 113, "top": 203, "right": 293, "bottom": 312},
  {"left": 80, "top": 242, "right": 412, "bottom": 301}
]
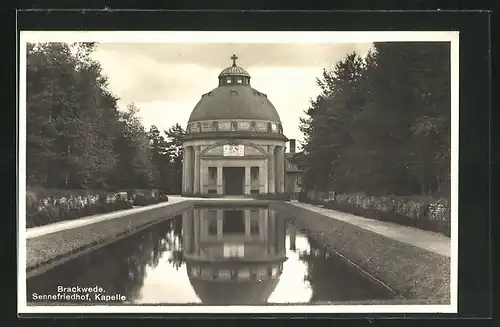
[
  {"left": 290, "top": 202, "right": 451, "bottom": 257},
  {"left": 26, "top": 197, "right": 189, "bottom": 239}
]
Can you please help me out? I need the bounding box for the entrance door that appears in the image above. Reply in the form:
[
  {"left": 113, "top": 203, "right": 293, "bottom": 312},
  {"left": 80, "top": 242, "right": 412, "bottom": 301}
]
[{"left": 223, "top": 167, "right": 244, "bottom": 195}]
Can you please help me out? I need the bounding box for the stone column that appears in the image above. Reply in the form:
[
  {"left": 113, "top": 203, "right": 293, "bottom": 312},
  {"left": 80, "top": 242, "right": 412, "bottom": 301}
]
[
  {"left": 270, "top": 210, "right": 277, "bottom": 255},
  {"left": 277, "top": 146, "right": 285, "bottom": 193},
  {"left": 199, "top": 208, "right": 205, "bottom": 241},
  {"left": 268, "top": 145, "right": 275, "bottom": 194},
  {"left": 216, "top": 165, "right": 223, "bottom": 195},
  {"left": 266, "top": 209, "right": 272, "bottom": 255},
  {"left": 217, "top": 209, "right": 223, "bottom": 239},
  {"left": 200, "top": 161, "right": 209, "bottom": 195},
  {"left": 182, "top": 148, "right": 187, "bottom": 194},
  {"left": 244, "top": 209, "right": 251, "bottom": 236},
  {"left": 182, "top": 210, "right": 193, "bottom": 254},
  {"left": 275, "top": 215, "right": 282, "bottom": 255},
  {"left": 244, "top": 166, "right": 251, "bottom": 195},
  {"left": 183, "top": 147, "right": 188, "bottom": 193},
  {"left": 259, "top": 161, "right": 267, "bottom": 194},
  {"left": 194, "top": 209, "right": 200, "bottom": 255},
  {"left": 185, "top": 147, "right": 193, "bottom": 194},
  {"left": 277, "top": 218, "right": 286, "bottom": 255},
  {"left": 194, "top": 146, "right": 200, "bottom": 195},
  {"left": 259, "top": 208, "right": 266, "bottom": 240},
  {"left": 289, "top": 219, "right": 296, "bottom": 251},
  {"left": 281, "top": 147, "right": 286, "bottom": 193}
]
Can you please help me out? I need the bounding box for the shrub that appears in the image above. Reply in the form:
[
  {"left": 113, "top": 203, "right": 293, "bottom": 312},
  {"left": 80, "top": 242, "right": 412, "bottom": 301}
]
[
  {"left": 301, "top": 191, "right": 451, "bottom": 236},
  {"left": 25, "top": 187, "right": 169, "bottom": 228},
  {"left": 26, "top": 196, "right": 134, "bottom": 228},
  {"left": 132, "top": 194, "right": 169, "bottom": 206}
]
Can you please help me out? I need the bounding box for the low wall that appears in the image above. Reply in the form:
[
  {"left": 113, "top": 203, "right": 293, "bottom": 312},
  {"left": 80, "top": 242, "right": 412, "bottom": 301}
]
[{"left": 271, "top": 202, "right": 450, "bottom": 304}]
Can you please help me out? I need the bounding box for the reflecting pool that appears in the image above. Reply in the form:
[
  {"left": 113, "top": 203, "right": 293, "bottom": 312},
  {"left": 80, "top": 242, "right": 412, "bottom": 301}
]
[{"left": 27, "top": 205, "right": 394, "bottom": 305}]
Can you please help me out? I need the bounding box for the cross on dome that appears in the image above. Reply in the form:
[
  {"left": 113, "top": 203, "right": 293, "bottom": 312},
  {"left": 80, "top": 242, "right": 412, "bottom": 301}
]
[
  {"left": 217, "top": 54, "right": 251, "bottom": 85},
  {"left": 231, "top": 54, "right": 238, "bottom": 66}
]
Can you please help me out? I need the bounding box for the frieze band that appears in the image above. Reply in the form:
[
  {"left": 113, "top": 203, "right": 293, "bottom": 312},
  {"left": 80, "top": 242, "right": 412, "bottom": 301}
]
[{"left": 187, "top": 119, "right": 283, "bottom": 134}]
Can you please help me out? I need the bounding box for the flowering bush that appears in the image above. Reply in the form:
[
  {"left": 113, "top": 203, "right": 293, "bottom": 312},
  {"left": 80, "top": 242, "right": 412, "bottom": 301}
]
[
  {"left": 303, "top": 191, "right": 451, "bottom": 236},
  {"left": 25, "top": 187, "right": 167, "bottom": 228},
  {"left": 428, "top": 199, "right": 451, "bottom": 221}
]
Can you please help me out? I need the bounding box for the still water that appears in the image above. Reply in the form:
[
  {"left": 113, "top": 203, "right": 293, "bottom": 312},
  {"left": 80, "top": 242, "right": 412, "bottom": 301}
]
[{"left": 27, "top": 205, "right": 394, "bottom": 305}]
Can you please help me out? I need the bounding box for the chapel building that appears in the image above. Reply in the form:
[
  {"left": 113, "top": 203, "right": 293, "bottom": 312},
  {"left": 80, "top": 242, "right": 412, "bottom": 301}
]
[{"left": 182, "top": 55, "right": 290, "bottom": 196}]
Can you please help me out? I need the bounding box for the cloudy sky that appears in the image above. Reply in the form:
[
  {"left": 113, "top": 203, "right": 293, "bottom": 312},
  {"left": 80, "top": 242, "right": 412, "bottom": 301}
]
[{"left": 91, "top": 42, "right": 374, "bottom": 146}]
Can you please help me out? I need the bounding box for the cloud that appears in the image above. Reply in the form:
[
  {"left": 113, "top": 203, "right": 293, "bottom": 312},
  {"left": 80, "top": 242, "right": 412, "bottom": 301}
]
[
  {"left": 96, "top": 42, "right": 373, "bottom": 69},
  {"left": 91, "top": 42, "right": 374, "bottom": 144}
]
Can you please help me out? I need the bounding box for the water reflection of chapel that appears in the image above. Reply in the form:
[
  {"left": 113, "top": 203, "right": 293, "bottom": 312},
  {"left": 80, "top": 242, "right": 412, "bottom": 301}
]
[{"left": 182, "top": 205, "right": 296, "bottom": 304}]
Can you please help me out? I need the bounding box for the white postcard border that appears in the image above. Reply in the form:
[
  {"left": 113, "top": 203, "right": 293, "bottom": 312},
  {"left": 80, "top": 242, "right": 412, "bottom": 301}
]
[{"left": 17, "top": 30, "right": 459, "bottom": 315}]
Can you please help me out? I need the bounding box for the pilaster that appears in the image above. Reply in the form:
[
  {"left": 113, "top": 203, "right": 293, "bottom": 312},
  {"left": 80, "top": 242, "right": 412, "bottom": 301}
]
[
  {"left": 194, "top": 146, "right": 200, "bottom": 194},
  {"left": 268, "top": 145, "right": 275, "bottom": 193}
]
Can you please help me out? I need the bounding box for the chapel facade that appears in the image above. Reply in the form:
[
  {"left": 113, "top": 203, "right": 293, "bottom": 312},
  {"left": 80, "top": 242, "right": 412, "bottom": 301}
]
[{"left": 182, "top": 55, "right": 289, "bottom": 196}]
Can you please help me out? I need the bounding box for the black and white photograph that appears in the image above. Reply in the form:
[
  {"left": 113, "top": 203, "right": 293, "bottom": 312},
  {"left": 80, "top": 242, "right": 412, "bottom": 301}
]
[{"left": 18, "top": 31, "right": 458, "bottom": 314}]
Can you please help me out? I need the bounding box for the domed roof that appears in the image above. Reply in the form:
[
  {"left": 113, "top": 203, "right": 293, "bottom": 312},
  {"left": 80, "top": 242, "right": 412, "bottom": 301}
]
[
  {"left": 189, "top": 278, "right": 280, "bottom": 305},
  {"left": 218, "top": 54, "right": 251, "bottom": 78},
  {"left": 188, "top": 54, "right": 281, "bottom": 123},
  {"left": 218, "top": 65, "right": 251, "bottom": 78},
  {"left": 186, "top": 261, "right": 281, "bottom": 305},
  {"left": 189, "top": 85, "right": 281, "bottom": 122}
]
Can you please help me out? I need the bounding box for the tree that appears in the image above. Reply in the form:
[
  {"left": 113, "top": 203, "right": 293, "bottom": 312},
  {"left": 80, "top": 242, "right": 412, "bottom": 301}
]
[
  {"left": 148, "top": 125, "right": 168, "bottom": 191},
  {"left": 299, "top": 42, "right": 451, "bottom": 197},
  {"left": 26, "top": 42, "right": 119, "bottom": 189},
  {"left": 163, "top": 123, "right": 185, "bottom": 194},
  {"left": 26, "top": 42, "right": 190, "bottom": 193},
  {"left": 147, "top": 123, "right": 185, "bottom": 194},
  {"left": 111, "top": 104, "right": 156, "bottom": 189},
  {"left": 299, "top": 52, "right": 368, "bottom": 192},
  {"left": 353, "top": 42, "right": 451, "bottom": 195}
]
